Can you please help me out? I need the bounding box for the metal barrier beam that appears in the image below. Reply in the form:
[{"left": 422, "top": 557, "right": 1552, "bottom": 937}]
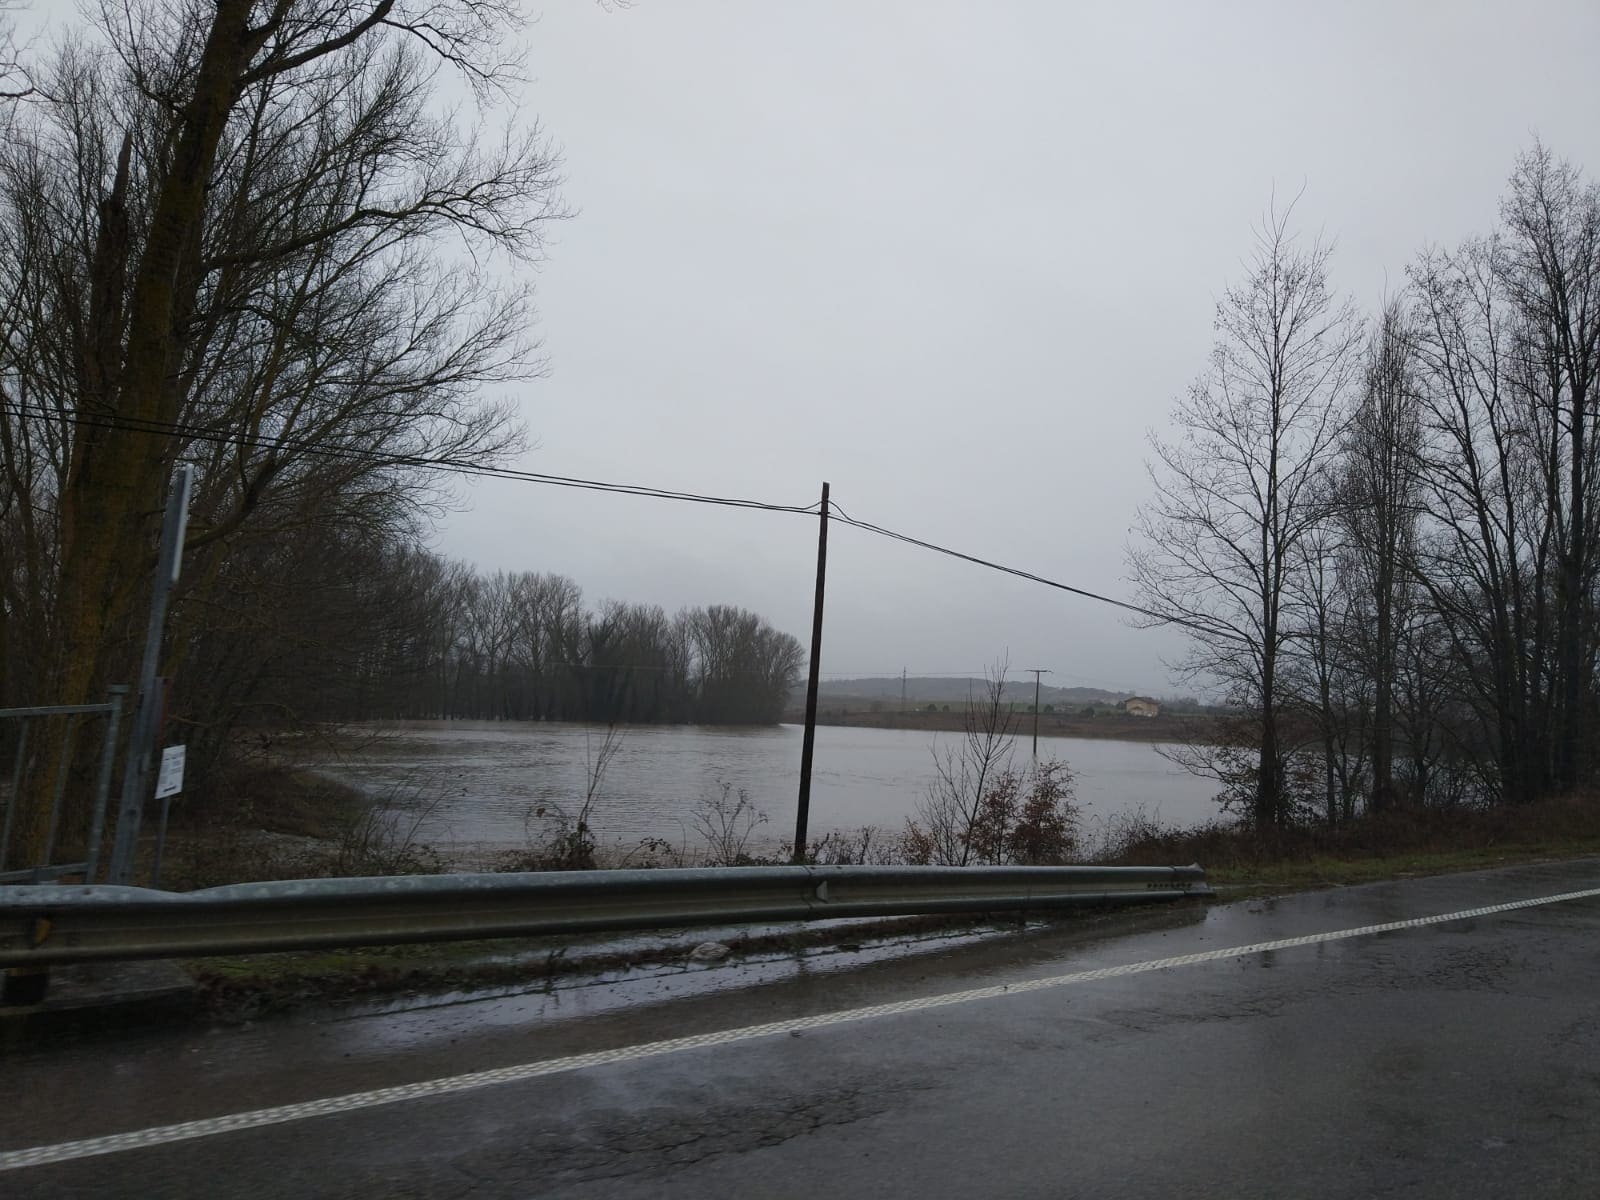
[
  {"left": 0, "top": 861, "right": 89, "bottom": 885},
  {"left": 0, "top": 864, "right": 1209, "bottom": 966},
  {"left": 0, "top": 704, "right": 121, "bottom": 719}
]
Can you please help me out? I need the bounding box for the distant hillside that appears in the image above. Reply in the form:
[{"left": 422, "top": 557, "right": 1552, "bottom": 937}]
[{"left": 792, "top": 676, "right": 1133, "bottom": 708}]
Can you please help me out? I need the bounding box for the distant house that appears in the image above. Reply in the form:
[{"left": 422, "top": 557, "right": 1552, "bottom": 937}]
[{"left": 1122, "top": 696, "right": 1161, "bottom": 718}]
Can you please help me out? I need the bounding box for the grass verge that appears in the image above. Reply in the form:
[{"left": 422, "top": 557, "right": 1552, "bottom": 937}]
[{"left": 1096, "top": 795, "right": 1600, "bottom": 895}]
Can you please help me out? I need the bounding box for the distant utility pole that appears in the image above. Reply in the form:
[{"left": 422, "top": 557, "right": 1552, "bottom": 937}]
[
  {"left": 1024, "top": 668, "right": 1051, "bottom": 758},
  {"left": 901, "top": 667, "right": 907, "bottom": 713}
]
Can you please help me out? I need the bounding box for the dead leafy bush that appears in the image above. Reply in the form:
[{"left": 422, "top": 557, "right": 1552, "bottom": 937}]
[
  {"left": 905, "top": 758, "right": 1079, "bottom": 866},
  {"left": 692, "top": 783, "right": 770, "bottom": 866},
  {"left": 322, "top": 788, "right": 447, "bottom": 877},
  {"left": 1007, "top": 759, "right": 1079, "bottom": 864},
  {"left": 910, "top": 662, "right": 1017, "bottom": 864},
  {"left": 793, "top": 826, "right": 896, "bottom": 866},
  {"left": 498, "top": 726, "right": 624, "bottom": 872},
  {"left": 615, "top": 835, "right": 686, "bottom": 869},
  {"left": 498, "top": 802, "right": 598, "bottom": 872}
]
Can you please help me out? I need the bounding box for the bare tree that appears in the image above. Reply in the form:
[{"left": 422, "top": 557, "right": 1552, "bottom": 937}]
[
  {"left": 349, "top": 566, "right": 801, "bottom": 727},
  {"left": 0, "top": 4, "right": 31, "bottom": 102},
  {"left": 1405, "top": 146, "right": 1600, "bottom": 804},
  {"left": 684, "top": 605, "right": 804, "bottom": 724},
  {"left": 1497, "top": 146, "right": 1600, "bottom": 792},
  {"left": 1408, "top": 238, "right": 1556, "bottom": 804},
  {"left": 910, "top": 660, "right": 1017, "bottom": 865},
  {"left": 1131, "top": 202, "right": 1362, "bottom": 830},
  {"left": 0, "top": 1, "right": 563, "bottom": 860},
  {"left": 1390, "top": 604, "right": 1461, "bottom": 806},
  {"left": 1336, "top": 299, "right": 1425, "bottom": 810},
  {"left": 1282, "top": 515, "right": 1369, "bottom": 826}
]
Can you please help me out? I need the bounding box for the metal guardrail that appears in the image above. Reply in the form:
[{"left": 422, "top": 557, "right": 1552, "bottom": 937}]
[{"left": 0, "top": 864, "right": 1209, "bottom": 967}]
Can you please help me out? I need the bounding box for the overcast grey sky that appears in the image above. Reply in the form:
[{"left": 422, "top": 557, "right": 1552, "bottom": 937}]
[
  {"left": 438, "top": 0, "right": 1600, "bottom": 696},
  {"left": 38, "top": 1, "right": 1600, "bottom": 695}
]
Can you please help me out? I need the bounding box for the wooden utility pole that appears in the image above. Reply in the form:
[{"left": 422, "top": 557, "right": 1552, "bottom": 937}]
[
  {"left": 901, "top": 667, "right": 907, "bottom": 713},
  {"left": 1024, "top": 667, "right": 1051, "bottom": 758},
  {"left": 793, "top": 482, "right": 830, "bottom": 863}
]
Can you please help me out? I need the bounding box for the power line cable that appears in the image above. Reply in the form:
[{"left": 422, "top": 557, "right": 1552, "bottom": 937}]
[
  {"left": 4, "top": 399, "right": 1243, "bottom": 644},
  {"left": 829, "top": 504, "right": 1252, "bottom": 645},
  {"left": 0, "top": 400, "right": 821, "bottom": 517},
  {"left": 819, "top": 670, "right": 993, "bottom": 678},
  {"left": 834, "top": 494, "right": 1244, "bottom": 644}
]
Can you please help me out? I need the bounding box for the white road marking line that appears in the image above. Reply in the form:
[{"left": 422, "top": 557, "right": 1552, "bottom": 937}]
[{"left": 5, "top": 883, "right": 1599, "bottom": 1172}]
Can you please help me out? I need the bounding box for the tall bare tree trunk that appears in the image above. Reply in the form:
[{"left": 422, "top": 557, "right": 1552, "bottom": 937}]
[
  {"left": 12, "top": 4, "right": 263, "bottom": 868},
  {"left": 1132, "top": 203, "right": 1360, "bottom": 834}
]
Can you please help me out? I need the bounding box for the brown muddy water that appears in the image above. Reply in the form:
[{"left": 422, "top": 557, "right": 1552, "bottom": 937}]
[{"left": 303, "top": 721, "right": 1223, "bottom": 864}]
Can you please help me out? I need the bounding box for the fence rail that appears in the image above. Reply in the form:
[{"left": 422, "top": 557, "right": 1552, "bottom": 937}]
[
  {"left": 0, "top": 692, "right": 127, "bottom": 885},
  {"left": 0, "top": 864, "right": 1209, "bottom": 967}
]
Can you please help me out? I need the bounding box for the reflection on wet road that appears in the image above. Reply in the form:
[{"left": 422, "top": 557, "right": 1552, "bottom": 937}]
[{"left": 5, "top": 859, "right": 1600, "bottom": 1198}]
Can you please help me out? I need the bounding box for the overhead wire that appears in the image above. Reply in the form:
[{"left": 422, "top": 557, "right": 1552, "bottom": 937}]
[
  {"left": 0, "top": 400, "right": 821, "bottom": 517},
  {"left": 826, "top": 503, "right": 1252, "bottom": 645},
  {"left": 3, "top": 399, "right": 1241, "bottom": 643}
]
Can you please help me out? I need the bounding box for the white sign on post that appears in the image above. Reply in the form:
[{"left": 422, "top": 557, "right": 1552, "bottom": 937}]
[{"left": 154, "top": 745, "right": 186, "bottom": 800}]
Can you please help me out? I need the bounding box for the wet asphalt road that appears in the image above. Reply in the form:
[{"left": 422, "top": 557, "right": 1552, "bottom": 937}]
[{"left": 4, "top": 859, "right": 1600, "bottom": 1198}]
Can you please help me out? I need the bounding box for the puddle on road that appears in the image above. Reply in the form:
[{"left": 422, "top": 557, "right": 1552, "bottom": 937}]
[{"left": 316, "top": 921, "right": 1035, "bottom": 1053}]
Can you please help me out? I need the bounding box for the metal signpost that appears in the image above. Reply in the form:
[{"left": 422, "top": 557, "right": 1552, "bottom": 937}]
[
  {"left": 148, "top": 743, "right": 186, "bottom": 888},
  {"left": 107, "top": 466, "right": 193, "bottom": 886}
]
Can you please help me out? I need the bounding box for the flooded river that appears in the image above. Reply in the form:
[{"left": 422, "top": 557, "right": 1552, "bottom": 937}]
[{"left": 305, "top": 721, "right": 1223, "bottom": 862}]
